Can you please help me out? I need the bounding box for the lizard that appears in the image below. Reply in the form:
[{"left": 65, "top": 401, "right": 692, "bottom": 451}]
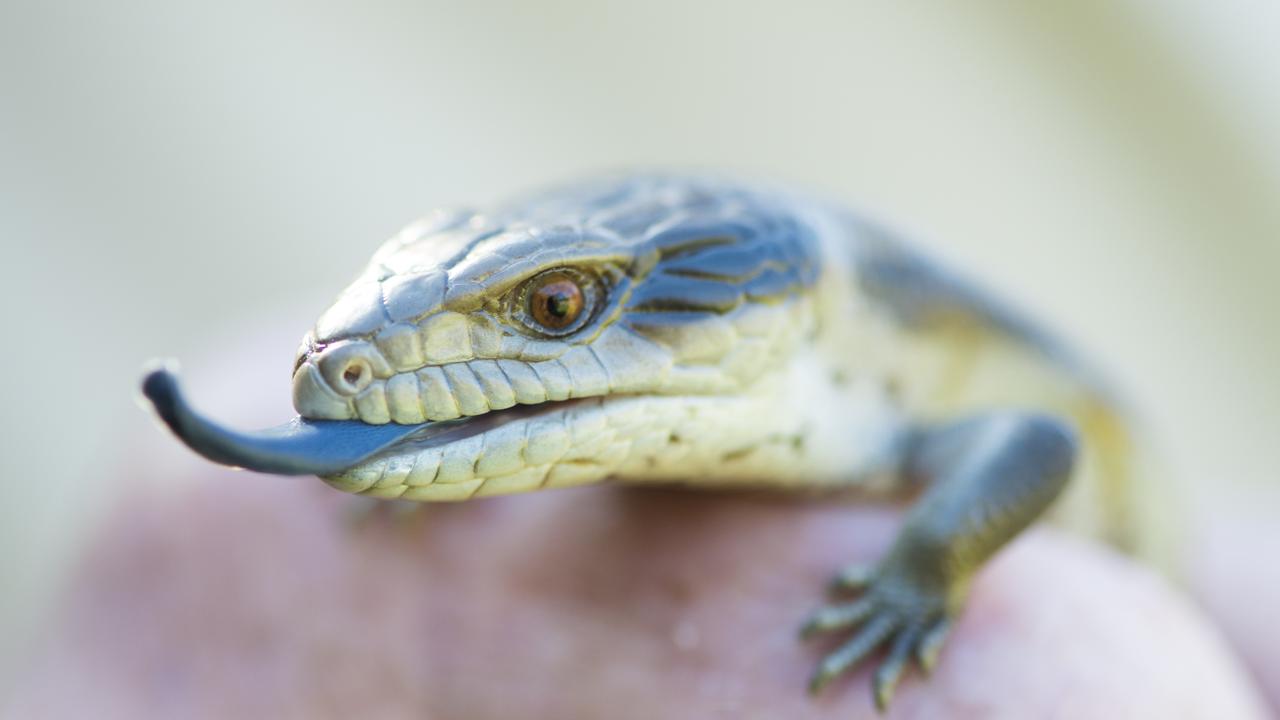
[{"left": 140, "top": 173, "right": 1171, "bottom": 711}]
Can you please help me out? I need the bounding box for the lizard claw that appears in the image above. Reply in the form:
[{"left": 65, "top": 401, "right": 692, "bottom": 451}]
[
  {"left": 828, "top": 562, "right": 876, "bottom": 592},
  {"left": 802, "top": 562, "right": 958, "bottom": 711},
  {"left": 915, "top": 618, "right": 952, "bottom": 676}
]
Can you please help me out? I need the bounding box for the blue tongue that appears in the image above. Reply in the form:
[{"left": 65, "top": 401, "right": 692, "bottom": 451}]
[{"left": 140, "top": 366, "right": 429, "bottom": 476}]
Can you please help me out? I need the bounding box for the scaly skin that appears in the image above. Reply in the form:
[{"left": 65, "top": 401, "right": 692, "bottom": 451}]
[{"left": 142, "top": 173, "right": 1167, "bottom": 711}]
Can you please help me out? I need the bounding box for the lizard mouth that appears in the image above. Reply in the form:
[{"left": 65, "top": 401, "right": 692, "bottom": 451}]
[{"left": 140, "top": 366, "right": 584, "bottom": 476}]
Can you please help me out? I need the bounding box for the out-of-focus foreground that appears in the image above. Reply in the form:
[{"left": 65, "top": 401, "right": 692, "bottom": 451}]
[{"left": 1, "top": 0, "right": 1277, "bottom": 711}]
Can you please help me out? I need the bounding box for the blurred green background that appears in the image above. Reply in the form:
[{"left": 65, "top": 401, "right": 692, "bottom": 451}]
[{"left": 1, "top": 0, "right": 1277, "bottom": 690}]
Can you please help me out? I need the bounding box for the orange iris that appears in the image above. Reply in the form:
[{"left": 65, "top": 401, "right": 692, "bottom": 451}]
[{"left": 528, "top": 273, "right": 585, "bottom": 331}]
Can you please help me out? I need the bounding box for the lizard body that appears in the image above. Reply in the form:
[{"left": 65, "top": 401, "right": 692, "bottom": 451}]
[{"left": 142, "top": 173, "right": 1168, "bottom": 710}]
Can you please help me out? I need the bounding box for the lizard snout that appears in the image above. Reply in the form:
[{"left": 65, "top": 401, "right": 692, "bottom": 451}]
[{"left": 292, "top": 340, "right": 394, "bottom": 420}]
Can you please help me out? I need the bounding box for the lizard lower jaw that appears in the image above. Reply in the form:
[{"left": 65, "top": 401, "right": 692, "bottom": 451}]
[{"left": 318, "top": 395, "right": 615, "bottom": 497}]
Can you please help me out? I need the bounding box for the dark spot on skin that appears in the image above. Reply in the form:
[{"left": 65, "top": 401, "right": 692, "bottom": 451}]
[
  {"left": 791, "top": 434, "right": 806, "bottom": 452},
  {"left": 720, "top": 446, "right": 754, "bottom": 462},
  {"left": 668, "top": 433, "right": 682, "bottom": 445},
  {"left": 830, "top": 369, "right": 849, "bottom": 387}
]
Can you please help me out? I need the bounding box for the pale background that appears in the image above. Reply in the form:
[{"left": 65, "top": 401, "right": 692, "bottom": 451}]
[{"left": 1, "top": 0, "right": 1277, "bottom": 693}]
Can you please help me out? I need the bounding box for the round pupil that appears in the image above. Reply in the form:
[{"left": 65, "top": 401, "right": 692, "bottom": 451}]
[
  {"left": 545, "top": 292, "right": 572, "bottom": 318},
  {"left": 530, "top": 276, "right": 584, "bottom": 330}
]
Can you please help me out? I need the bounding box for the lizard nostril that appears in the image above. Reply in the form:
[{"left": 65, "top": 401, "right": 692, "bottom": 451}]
[
  {"left": 313, "top": 340, "right": 389, "bottom": 397},
  {"left": 338, "top": 361, "right": 371, "bottom": 393}
]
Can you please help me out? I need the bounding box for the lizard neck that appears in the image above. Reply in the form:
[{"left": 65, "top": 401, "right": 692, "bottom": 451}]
[{"left": 605, "top": 220, "right": 912, "bottom": 491}]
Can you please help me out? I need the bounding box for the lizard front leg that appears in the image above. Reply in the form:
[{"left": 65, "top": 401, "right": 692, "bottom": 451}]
[{"left": 803, "top": 412, "right": 1077, "bottom": 710}]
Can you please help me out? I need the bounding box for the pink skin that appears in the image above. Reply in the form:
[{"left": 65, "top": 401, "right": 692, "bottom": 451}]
[
  {"left": 1188, "top": 496, "right": 1280, "bottom": 714},
  {"left": 5, "top": 482, "right": 1268, "bottom": 718},
  {"left": 6, "top": 331, "right": 1273, "bottom": 719}
]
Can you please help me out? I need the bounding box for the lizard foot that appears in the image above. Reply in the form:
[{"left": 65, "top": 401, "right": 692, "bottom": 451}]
[{"left": 801, "top": 561, "right": 957, "bottom": 711}]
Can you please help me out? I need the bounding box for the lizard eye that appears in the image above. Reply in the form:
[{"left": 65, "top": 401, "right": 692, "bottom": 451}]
[{"left": 514, "top": 268, "right": 600, "bottom": 337}]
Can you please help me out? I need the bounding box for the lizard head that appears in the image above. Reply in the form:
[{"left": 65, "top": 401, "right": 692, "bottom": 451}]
[{"left": 144, "top": 175, "right": 843, "bottom": 500}]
